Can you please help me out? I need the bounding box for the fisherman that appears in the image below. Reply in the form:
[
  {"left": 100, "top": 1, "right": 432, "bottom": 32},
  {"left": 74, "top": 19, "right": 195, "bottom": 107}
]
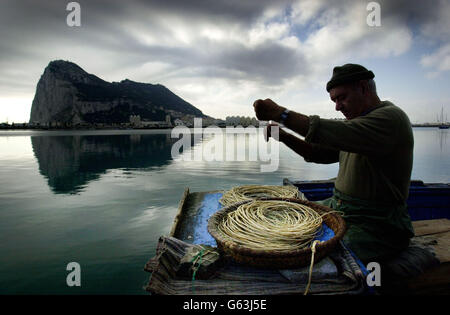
[{"left": 253, "top": 64, "right": 415, "bottom": 264}]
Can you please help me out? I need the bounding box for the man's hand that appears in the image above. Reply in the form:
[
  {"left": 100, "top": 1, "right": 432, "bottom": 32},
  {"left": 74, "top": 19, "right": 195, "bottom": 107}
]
[
  {"left": 264, "top": 123, "right": 288, "bottom": 142},
  {"left": 253, "top": 98, "right": 285, "bottom": 121}
]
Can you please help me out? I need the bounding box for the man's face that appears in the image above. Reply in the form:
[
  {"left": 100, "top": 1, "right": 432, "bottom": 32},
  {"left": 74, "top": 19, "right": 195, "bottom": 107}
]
[{"left": 329, "top": 82, "right": 366, "bottom": 120}]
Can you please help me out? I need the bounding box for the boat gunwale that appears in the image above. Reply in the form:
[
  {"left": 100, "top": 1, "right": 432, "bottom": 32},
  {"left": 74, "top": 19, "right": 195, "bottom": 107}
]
[{"left": 169, "top": 187, "right": 190, "bottom": 238}]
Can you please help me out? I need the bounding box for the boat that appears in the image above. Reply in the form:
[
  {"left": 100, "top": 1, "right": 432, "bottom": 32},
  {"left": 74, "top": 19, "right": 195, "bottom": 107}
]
[
  {"left": 144, "top": 179, "right": 450, "bottom": 295},
  {"left": 438, "top": 106, "right": 449, "bottom": 129},
  {"left": 284, "top": 179, "right": 450, "bottom": 221}
]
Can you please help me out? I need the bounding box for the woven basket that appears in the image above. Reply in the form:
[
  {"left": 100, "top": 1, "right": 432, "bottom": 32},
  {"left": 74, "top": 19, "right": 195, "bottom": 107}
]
[{"left": 207, "top": 198, "right": 346, "bottom": 269}]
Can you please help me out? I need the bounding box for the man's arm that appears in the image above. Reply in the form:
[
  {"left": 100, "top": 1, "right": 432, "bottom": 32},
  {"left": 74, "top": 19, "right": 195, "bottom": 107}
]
[
  {"left": 269, "top": 125, "right": 339, "bottom": 164},
  {"left": 282, "top": 131, "right": 339, "bottom": 164},
  {"left": 253, "top": 99, "right": 310, "bottom": 137},
  {"left": 305, "top": 107, "right": 402, "bottom": 157}
]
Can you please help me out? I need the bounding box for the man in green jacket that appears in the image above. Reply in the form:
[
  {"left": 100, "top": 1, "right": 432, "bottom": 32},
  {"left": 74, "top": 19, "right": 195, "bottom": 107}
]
[{"left": 253, "top": 64, "right": 415, "bottom": 263}]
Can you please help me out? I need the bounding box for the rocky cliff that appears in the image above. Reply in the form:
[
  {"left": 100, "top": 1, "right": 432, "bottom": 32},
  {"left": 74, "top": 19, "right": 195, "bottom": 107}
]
[{"left": 29, "top": 60, "right": 206, "bottom": 125}]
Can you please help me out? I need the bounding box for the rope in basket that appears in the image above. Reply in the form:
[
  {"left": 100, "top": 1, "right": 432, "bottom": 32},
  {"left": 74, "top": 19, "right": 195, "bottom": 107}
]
[
  {"left": 216, "top": 199, "right": 338, "bottom": 295},
  {"left": 217, "top": 200, "right": 324, "bottom": 251},
  {"left": 219, "top": 185, "right": 299, "bottom": 207}
]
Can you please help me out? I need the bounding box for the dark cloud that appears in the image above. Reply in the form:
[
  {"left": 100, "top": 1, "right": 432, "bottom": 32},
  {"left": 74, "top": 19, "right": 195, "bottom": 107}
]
[
  {"left": 0, "top": 0, "right": 448, "bottom": 98},
  {"left": 0, "top": 0, "right": 300, "bottom": 93},
  {"left": 1, "top": 0, "right": 286, "bottom": 33},
  {"left": 214, "top": 42, "right": 307, "bottom": 84},
  {"left": 378, "top": 0, "right": 443, "bottom": 25}
]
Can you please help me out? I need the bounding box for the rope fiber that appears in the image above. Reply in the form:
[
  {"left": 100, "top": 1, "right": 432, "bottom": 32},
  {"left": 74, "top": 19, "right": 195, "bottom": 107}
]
[
  {"left": 217, "top": 200, "right": 330, "bottom": 295},
  {"left": 219, "top": 185, "right": 299, "bottom": 207},
  {"left": 217, "top": 200, "right": 324, "bottom": 251},
  {"left": 216, "top": 185, "right": 339, "bottom": 294}
]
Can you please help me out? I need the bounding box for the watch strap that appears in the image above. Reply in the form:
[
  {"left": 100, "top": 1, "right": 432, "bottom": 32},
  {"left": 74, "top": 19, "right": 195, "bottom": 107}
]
[{"left": 280, "top": 109, "right": 290, "bottom": 125}]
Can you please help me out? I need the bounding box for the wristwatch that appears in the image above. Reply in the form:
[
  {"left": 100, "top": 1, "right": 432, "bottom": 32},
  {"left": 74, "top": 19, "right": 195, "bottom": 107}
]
[{"left": 279, "top": 109, "right": 290, "bottom": 125}]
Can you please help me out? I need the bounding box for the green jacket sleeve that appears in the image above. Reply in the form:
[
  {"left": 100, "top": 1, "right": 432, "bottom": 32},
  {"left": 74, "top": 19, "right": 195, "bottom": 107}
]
[
  {"left": 305, "top": 104, "right": 401, "bottom": 157},
  {"left": 304, "top": 143, "right": 340, "bottom": 164}
]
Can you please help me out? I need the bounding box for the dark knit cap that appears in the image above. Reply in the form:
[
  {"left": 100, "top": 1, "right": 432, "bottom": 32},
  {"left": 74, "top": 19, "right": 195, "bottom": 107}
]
[{"left": 326, "top": 64, "right": 375, "bottom": 92}]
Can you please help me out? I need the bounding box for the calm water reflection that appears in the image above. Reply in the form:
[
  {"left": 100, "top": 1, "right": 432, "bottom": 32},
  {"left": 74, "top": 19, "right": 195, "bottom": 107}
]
[
  {"left": 0, "top": 128, "right": 448, "bottom": 294},
  {"left": 31, "top": 133, "right": 177, "bottom": 194}
]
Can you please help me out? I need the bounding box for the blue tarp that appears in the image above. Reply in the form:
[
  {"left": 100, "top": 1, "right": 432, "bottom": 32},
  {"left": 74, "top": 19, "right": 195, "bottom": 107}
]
[{"left": 192, "top": 192, "right": 335, "bottom": 246}]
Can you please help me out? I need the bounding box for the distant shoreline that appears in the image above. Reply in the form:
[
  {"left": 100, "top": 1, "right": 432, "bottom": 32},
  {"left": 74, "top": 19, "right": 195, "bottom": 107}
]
[
  {"left": 411, "top": 124, "right": 450, "bottom": 128},
  {"left": 0, "top": 123, "right": 447, "bottom": 131},
  {"left": 0, "top": 125, "right": 175, "bottom": 131}
]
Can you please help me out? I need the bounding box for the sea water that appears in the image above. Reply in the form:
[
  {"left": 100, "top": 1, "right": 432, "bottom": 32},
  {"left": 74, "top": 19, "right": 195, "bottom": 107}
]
[{"left": 0, "top": 127, "right": 448, "bottom": 294}]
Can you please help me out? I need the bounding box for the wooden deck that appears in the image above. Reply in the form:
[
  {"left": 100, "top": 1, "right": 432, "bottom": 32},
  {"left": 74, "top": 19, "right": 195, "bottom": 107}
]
[
  {"left": 145, "top": 188, "right": 450, "bottom": 295},
  {"left": 406, "top": 219, "right": 450, "bottom": 294},
  {"left": 144, "top": 188, "right": 367, "bottom": 295}
]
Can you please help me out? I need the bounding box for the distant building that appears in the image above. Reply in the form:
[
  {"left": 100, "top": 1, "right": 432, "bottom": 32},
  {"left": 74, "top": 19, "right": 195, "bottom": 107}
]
[
  {"left": 174, "top": 119, "right": 184, "bottom": 126},
  {"left": 214, "top": 119, "right": 226, "bottom": 127},
  {"left": 165, "top": 114, "right": 172, "bottom": 127},
  {"left": 225, "top": 116, "right": 259, "bottom": 127},
  {"left": 129, "top": 114, "right": 172, "bottom": 128},
  {"left": 130, "top": 115, "right": 141, "bottom": 126}
]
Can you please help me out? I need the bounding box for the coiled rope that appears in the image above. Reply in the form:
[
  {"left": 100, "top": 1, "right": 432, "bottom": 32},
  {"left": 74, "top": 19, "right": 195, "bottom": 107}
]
[
  {"left": 217, "top": 199, "right": 335, "bottom": 295},
  {"left": 219, "top": 185, "right": 299, "bottom": 207},
  {"left": 304, "top": 240, "right": 321, "bottom": 295},
  {"left": 217, "top": 200, "right": 323, "bottom": 251}
]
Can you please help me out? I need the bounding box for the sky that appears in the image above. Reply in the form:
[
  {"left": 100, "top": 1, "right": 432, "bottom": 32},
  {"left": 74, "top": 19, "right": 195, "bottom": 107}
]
[{"left": 0, "top": 0, "right": 449, "bottom": 124}]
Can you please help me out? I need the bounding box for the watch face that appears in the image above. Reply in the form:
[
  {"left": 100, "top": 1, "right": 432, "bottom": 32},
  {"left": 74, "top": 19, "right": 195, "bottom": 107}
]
[{"left": 281, "top": 111, "right": 289, "bottom": 122}]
